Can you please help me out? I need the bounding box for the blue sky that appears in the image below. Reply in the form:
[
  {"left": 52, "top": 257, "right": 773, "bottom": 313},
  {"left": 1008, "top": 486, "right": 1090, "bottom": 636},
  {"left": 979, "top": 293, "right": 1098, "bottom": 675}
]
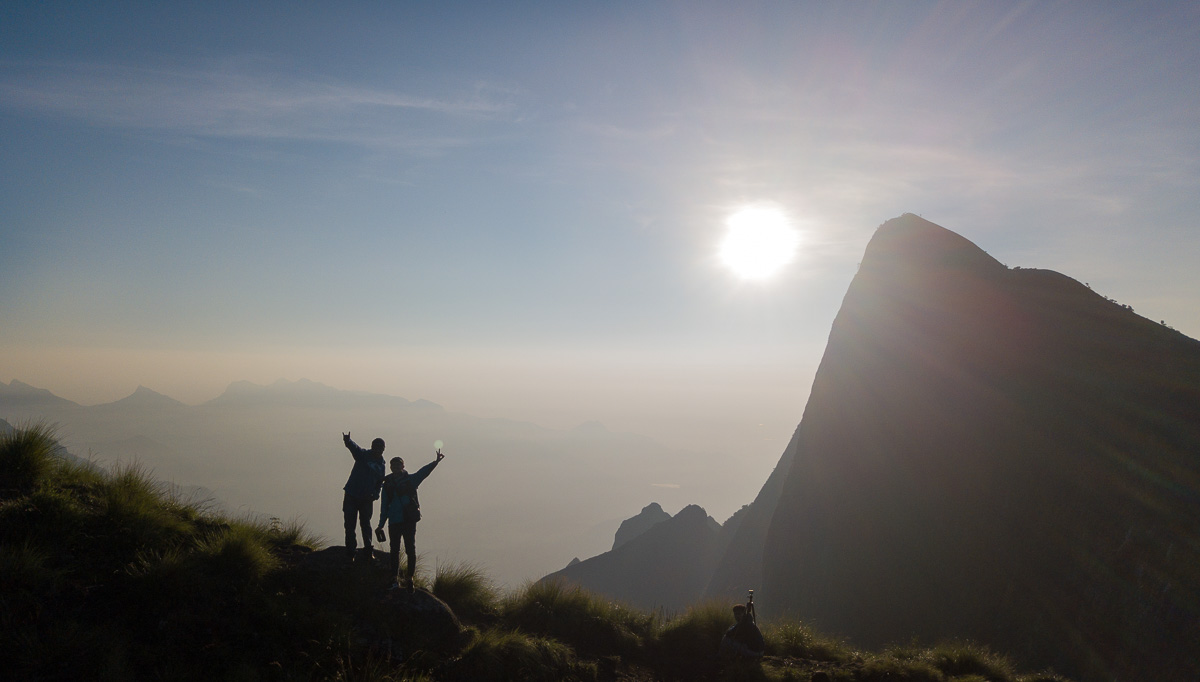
[{"left": 3, "top": 2, "right": 1200, "bottom": 465}]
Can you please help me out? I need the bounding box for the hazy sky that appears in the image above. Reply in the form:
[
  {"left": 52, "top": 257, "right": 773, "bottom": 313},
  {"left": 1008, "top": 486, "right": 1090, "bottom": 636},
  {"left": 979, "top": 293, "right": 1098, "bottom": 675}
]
[{"left": 3, "top": 2, "right": 1200, "bottom": 466}]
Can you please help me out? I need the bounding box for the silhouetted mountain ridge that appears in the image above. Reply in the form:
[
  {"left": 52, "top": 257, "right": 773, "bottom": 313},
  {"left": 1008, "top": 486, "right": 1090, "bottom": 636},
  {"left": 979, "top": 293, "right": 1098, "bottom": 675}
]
[
  {"left": 762, "top": 214, "right": 1200, "bottom": 682},
  {"left": 612, "top": 502, "right": 671, "bottom": 550},
  {"left": 543, "top": 503, "right": 723, "bottom": 612}
]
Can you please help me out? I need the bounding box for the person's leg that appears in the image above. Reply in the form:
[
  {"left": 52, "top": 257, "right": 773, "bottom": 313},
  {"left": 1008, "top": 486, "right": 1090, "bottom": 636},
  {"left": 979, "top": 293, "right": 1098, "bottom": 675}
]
[
  {"left": 388, "top": 522, "right": 402, "bottom": 583},
  {"left": 358, "top": 497, "right": 374, "bottom": 554},
  {"left": 342, "top": 494, "right": 358, "bottom": 557},
  {"left": 402, "top": 522, "right": 417, "bottom": 589}
]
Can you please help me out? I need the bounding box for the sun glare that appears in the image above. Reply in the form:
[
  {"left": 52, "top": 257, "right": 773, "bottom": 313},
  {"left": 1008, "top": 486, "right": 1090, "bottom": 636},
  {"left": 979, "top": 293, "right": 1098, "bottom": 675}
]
[{"left": 719, "top": 205, "right": 800, "bottom": 280}]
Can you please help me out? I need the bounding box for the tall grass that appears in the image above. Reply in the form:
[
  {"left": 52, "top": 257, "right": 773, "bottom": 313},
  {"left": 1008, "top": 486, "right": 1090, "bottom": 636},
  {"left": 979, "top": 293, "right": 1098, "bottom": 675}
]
[
  {"left": 762, "top": 620, "right": 853, "bottom": 663},
  {"left": 444, "top": 628, "right": 597, "bottom": 682},
  {"left": 654, "top": 601, "right": 733, "bottom": 680},
  {"left": 0, "top": 422, "right": 60, "bottom": 493},
  {"left": 432, "top": 561, "right": 499, "bottom": 622},
  {"left": 501, "top": 578, "right": 655, "bottom": 659}
]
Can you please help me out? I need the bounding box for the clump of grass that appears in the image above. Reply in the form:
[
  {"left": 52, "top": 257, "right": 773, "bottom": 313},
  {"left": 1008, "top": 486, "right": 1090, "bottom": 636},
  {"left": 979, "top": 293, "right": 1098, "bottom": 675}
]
[
  {"left": 762, "top": 619, "right": 853, "bottom": 663},
  {"left": 860, "top": 654, "right": 944, "bottom": 682},
  {"left": 927, "top": 641, "right": 1015, "bottom": 680},
  {"left": 0, "top": 423, "right": 60, "bottom": 493},
  {"left": 444, "top": 627, "right": 597, "bottom": 682},
  {"left": 433, "top": 561, "right": 500, "bottom": 623},
  {"left": 101, "top": 462, "right": 199, "bottom": 552},
  {"left": 0, "top": 542, "right": 65, "bottom": 602},
  {"left": 194, "top": 524, "right": 281, "bottom": 587},
  {"left": 501, "top": 579, "right": 654, "bottom": 659},
  {"left": 654, "top": 601, "right": 733, "bottom": 680}
]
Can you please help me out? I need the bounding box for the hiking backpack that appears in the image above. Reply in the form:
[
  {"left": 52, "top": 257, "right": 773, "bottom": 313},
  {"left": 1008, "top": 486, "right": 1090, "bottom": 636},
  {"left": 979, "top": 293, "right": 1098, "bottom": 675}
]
[{"left": 389, "top": 474, "right": 421, "bottom": 523}]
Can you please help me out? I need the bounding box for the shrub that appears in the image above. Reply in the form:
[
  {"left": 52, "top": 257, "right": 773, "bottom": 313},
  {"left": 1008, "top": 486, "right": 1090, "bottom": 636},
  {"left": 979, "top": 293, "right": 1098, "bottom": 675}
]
[
  {"left": 433, "top": 561, "right": 500, "bottom": 623},
  {"left": 444, "top": 628, "right": 596, "bottom": 682},
  {"left": 501, "top": 579, "right": 653, "bottom": 659}
]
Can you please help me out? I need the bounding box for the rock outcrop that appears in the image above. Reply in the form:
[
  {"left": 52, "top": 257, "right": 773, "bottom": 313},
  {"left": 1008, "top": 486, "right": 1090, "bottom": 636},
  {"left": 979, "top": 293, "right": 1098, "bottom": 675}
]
[{"left": 612, "top": 502, "right": 672, "bottom": 550}]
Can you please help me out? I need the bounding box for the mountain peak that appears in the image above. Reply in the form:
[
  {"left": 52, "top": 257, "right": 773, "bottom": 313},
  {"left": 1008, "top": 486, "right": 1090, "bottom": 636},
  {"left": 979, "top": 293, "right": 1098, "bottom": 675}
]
[
  {"left": 108, "top": 385, "right": 184, "bottom": 408},
  {"left": 862, "top": 213, "right": 1005, "bottom": 277}
]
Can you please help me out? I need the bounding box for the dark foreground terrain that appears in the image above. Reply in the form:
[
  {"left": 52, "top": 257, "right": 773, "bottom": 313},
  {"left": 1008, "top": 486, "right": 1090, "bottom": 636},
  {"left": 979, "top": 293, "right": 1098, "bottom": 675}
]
[{"left": 0, "top": 424, "right": 1071, "bottom": 681}]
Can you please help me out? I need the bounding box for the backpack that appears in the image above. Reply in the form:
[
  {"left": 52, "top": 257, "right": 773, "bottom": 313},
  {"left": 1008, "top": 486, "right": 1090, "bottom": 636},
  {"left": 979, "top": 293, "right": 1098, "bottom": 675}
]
[{"left": 388, "top": 473, "right": 421, "bottom": 523}]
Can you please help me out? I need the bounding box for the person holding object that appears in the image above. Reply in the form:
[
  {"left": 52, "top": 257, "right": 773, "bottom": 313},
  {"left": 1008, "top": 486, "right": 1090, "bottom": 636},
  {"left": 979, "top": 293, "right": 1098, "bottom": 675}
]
[
  {"left": 719, "top": 591, "right": 765, "bottom": 659},
  {"left": 341, "top": 432, "right": 387, "bottom": 561},
  {"left": 377, "top": 448, "right": 445, "bottom": 592}
]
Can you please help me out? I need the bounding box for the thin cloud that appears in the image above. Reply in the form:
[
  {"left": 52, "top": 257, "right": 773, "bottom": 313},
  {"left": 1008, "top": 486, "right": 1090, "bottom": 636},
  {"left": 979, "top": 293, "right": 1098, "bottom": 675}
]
[{"left": 0, "top": 61, "right": 516, "bottom": 149}]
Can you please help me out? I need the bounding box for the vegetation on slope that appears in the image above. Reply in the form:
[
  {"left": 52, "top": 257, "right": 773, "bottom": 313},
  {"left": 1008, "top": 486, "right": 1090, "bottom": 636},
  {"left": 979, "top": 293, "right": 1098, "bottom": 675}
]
[{"left": 1, "top": 425, "right": 1070, "bottom": 681}]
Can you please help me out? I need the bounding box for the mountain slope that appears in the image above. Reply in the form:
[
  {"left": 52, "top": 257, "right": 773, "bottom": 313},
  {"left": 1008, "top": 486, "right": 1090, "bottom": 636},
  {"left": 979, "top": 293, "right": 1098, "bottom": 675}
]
[{"left": 762, "top": 214, "right": 1200, "bottom": 682}]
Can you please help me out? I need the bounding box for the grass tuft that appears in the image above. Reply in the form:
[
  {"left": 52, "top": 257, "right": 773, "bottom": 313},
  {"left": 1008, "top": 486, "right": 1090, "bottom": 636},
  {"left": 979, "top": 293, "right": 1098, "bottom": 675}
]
[
  {"left": 927, "top": 641, "right": 1015, "bottom": 680},
  {"left": 654, "top": 600, "right": 733, "bottom": 680},
  {"left": 432, "top": 561, "right": 500, "bottom": 623},
  {"left": 444, "top": 627, "right": 596, "bottom": 682},
  {"left": 0, "top": 423, "right": 60, "bottom": 493},
  {"left": 762, "top": 620, "right": 853, "bottom": 663},
  {"left": 501, "top": 578, "right": 653, "bottom": 659}
]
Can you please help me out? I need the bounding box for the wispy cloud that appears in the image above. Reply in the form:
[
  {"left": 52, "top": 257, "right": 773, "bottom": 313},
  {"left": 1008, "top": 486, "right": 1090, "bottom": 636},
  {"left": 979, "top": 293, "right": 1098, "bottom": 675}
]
[{"left": 0, "top": 61, "right": 517, "bottom": 150}]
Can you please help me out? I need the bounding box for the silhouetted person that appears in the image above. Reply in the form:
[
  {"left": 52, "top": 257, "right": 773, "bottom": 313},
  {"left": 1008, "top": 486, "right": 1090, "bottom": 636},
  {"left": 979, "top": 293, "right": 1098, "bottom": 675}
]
[
  {"left": 340, "top": 432, "right": 386, "bottom": 561},
  {"left": 720, "top": 597, "right": 765, "bottom": 659},
  {"left": 377, "top": 448, "right": 444, "bottom": 592}
]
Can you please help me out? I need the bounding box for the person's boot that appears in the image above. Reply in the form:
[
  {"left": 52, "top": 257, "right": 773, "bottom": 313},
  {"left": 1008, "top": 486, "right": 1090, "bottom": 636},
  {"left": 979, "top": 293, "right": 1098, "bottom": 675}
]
[{"left": 405, "top": 569, "right": 416, "bottom": 593}]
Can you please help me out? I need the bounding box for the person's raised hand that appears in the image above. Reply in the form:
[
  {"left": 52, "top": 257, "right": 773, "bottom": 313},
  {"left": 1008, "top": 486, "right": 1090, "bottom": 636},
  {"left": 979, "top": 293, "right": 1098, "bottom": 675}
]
[
  {"left": 343, "top": 432, "right": 351, "bottom": 443},
  {"left": 436, "top": 448, "right": 445, "bottom": 462}
]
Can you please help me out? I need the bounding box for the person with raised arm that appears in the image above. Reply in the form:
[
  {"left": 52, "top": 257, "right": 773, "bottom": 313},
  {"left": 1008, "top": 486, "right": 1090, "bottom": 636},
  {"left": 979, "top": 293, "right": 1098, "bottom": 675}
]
[
  {"left": 340, "top": 432, "right": 387, "bottom": 561},
  {"left": 377, "top": 448, "right": 445, "bottom": 592}
]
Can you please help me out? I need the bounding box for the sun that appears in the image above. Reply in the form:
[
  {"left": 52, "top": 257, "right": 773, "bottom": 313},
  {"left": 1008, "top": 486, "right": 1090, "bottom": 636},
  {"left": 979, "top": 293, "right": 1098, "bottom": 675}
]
[{"left": 719, "top": 205, "right": 800, "bottom": 280}]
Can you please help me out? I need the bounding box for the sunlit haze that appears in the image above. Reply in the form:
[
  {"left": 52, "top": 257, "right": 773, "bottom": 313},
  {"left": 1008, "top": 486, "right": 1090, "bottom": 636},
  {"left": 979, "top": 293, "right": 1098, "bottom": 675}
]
[{"left": 4, "top": 3, "right": 1200, "bottom": 557}]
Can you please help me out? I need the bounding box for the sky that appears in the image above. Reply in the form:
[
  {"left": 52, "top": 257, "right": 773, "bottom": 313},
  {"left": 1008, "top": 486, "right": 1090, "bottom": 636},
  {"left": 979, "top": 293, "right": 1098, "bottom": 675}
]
[{"left": 3, "top": 1, "right": 1200, "bottom": 472}]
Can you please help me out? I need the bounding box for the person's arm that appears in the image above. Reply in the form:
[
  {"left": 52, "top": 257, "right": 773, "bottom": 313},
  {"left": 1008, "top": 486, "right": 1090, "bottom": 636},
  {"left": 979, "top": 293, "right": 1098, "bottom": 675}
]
[
  {"left": 343, "top": 432, "right": 368, "bottom": 461},
  {"left": 377, "top": 483, "right": 391, "bottom": 529},
  {"left": 410, "top": 449, "right": 445, "bottom": 487}
]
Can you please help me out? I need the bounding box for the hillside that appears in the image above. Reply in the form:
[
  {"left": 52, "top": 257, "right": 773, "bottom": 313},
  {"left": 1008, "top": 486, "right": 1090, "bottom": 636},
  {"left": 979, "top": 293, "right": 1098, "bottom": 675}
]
[
  {"left": 762, "top": 214, "right": 1200, "bottom": 682},
  {"left": 1, "top": 425, "right": 1072, "bottom": 681}
]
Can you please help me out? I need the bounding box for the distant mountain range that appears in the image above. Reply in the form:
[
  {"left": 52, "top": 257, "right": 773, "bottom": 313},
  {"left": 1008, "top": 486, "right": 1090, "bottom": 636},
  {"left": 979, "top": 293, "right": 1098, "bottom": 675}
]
[
  {"left": 544, "top": 214, "right": 1200, "bottom": 682},
  {"left": 0, "top": 377, "right": 733, "bottom": 587}
]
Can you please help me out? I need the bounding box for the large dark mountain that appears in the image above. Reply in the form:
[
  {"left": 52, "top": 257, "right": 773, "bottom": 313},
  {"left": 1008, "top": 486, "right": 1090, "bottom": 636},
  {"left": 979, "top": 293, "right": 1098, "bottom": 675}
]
[{"left": 762, "top": 214, "right": 1200, "bottom": 681}]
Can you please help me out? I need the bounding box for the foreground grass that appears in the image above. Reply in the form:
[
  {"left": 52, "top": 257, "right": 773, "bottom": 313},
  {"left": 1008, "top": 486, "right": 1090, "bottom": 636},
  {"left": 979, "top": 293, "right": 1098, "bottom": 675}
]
[{"left": 0, "top": 425, "right": 1072, "bottom": 681}]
